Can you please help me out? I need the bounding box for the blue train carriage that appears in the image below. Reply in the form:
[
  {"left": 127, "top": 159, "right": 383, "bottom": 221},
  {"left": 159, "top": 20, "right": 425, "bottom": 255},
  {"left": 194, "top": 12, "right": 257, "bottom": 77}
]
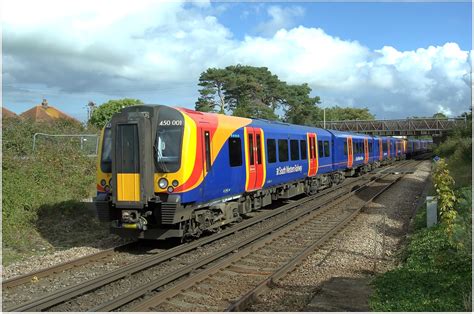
[
  {"left": 380, "top": 136, "right": 393, "bottom": 164},
  {"left": 250, "top": 119, "right": 344, "bottom": 197},
  {"left": 372, "top": 136, "right": 383, "bottom": 167},
  {"left": 327, "top": 130, "right": 373, "bottom": 176},
  {"left": 406, "top": 138, "right": 418, "bottom": 157},
  {"left": 95, "top": 105, "right": 410, "bottom": 241},
  {"left": 392, "top": 137, "right": 407, "bottom": 160}
]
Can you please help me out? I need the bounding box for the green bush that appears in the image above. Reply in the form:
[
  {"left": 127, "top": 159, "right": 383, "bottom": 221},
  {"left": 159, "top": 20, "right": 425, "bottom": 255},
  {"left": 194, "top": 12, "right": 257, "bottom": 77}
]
[
  {"left": 2, "top": 118, "right": 98, "bottom": 264},
  {"left": 434, "top": 124, "right": 472, "bottom": 188},
  {"left": 371, "top": 226, "right": 471, "bottom": 311}
]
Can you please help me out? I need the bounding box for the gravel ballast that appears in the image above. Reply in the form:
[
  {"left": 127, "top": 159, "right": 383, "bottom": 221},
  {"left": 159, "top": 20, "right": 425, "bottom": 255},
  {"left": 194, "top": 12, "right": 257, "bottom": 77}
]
[{"left": 248, "top": 160, "right": 431, "bottom": 312}]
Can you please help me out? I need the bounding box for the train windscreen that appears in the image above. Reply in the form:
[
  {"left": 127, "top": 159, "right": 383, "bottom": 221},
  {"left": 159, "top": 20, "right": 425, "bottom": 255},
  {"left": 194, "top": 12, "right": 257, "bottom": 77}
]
[
  {"left": 155, "top": 107, "right": 184, "bottom": 173},
  {"left": 100, "top": 127, "right": 112, "bottom": 173}
]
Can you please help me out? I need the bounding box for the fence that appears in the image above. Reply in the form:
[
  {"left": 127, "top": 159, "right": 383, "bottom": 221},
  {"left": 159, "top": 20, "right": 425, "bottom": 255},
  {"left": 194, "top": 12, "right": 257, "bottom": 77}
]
[{"left": 32, "top": 133, "right": 99, "bottom": 157}]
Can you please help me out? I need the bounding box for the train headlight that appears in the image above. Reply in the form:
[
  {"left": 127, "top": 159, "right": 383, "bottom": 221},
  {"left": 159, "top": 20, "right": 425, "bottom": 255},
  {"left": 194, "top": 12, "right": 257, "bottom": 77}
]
[
  {"left": 158, "top": 178, "right": 168, "bottom": 189},
  {"left": 167, "top": 186, "right": 174, "bottom": 193},
  {"left": 108, "top": 178, "right": 113, "bottom": 187},
  {"left": 100, "top": 179, "right": 106, "bottom": 187},
  {"left": 172, "top": 180, "right": 179, "bottom": 187}
]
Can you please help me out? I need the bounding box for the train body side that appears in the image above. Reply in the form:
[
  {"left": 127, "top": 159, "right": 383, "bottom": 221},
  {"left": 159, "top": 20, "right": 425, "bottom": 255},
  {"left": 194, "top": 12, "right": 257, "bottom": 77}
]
[{"left": 95, "top": 105, "right": 403, "bottom": 240}]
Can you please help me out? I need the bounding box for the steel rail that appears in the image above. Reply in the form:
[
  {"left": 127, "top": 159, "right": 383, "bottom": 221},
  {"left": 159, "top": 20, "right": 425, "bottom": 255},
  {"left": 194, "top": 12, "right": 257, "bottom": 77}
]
[
  {"left": 225, "top": 173, "right": 405, "bottom": 311},
  {"left": 5, "top": 172, "right": 372, "bottom": 312},
  {"left": 92, "top": 171, "right": 396, "bottom": 311},
  {"left": 2, "top": 243, "right": 134, "bottom": 289},
  {"left": 127, "top": 167, "right": 417, "bottom": 312},
  {"left": 6, "top": 161, "right": 413, "bottom": 312}
]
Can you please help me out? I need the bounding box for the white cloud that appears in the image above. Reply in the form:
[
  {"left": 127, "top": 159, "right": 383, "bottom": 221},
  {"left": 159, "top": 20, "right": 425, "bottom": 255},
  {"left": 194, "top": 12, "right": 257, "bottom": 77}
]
[
  {"left": 255, "top": 5, "right": 305, "bottom": 37},
  {"left": 2, "top": 1, "right": 471, "bottom": 119}
]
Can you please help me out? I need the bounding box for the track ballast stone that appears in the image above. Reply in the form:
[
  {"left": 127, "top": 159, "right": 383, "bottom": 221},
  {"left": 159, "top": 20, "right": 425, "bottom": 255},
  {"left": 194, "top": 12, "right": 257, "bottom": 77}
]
[{"left": 248, "top": 161, "right": 431, "bottom": 312}]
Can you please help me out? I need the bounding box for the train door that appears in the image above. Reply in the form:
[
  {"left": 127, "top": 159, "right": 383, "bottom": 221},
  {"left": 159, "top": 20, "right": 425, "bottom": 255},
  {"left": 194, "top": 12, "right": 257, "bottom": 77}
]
[
  {"left": 245, "top": 127, "right": 265, "bottom": 191},
  {"left": 201, "top": 125, "right": 215, "bottom": 198},
  {"left": 379, "top": 138, "right": 383, "bottom": 161},
  {"left": 364, "top": 138, "right": 369, "bottom": 164},
  {"left": 307, "top": 133, "right": 318, "bottom": 176},
  {"left": 347, "top": 136, "right": 353, "bottom": 168},
  {"left": 112, "top": 113, "right": 154, "bottom": 208}
]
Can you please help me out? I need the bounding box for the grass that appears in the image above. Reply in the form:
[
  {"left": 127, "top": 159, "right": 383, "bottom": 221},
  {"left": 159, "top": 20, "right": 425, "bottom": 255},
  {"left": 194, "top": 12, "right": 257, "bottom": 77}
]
[{"left": 370, "top": 219, "right": 471, "bottom": 311}]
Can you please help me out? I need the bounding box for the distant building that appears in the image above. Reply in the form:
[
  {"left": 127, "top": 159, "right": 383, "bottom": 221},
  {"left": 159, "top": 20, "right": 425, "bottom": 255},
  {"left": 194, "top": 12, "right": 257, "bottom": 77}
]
[
  {"left": 19, "top": 99, "right": 80, "bottom": 124},
  {"left": 2, "top": 107, "right": 18, "bottom": 119}
]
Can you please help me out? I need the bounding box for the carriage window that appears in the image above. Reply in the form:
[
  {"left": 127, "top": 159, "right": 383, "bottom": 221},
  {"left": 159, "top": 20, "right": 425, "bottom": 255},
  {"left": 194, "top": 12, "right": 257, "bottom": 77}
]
[
  {"left": 383, "top": 141, "right": 388, "bottom": 151},
  {"left": 267, "top": 139, "right": 276, "bottom": 163},
  {"left": 311, "top": 137, "right": 316, "bottom": 159},
  {"left": 318, "top": 140, "right": 324, "bottom": 158},
  {"left": 205, "top": 131, "right": 212, "bottom": 171},
  {"left": 290, "top": 139, "right": 299, "bottom": 160},
  {"left": 324, "top": 141, "right": 330, "bottom": 157},
  {"left": 116, "top": 124, "right": 139, "bottom": 173},
  {"left": 368, "top": 141, "right": 373, "bottom": 153},
  {"left": 344, "top": 141, "right": 348, "bottom": 155},
  {"left": 256, "top": 135, "right": 262, "bottom": 164},
  {"left": 228, "top": 137, "right": 242, "bottom": 167},
  {"left": 278, "top": 139, "right": 289, "bottom": 162},
  {"left": 300, "top": 140, "right": 307, "bottom": 160},
  {"left": 248, "top": 134, "right": 254, "bottom": 165}
]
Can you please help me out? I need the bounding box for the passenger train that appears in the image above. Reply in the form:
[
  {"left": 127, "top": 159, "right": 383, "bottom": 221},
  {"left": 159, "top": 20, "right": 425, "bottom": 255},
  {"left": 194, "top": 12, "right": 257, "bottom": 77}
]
[{"left": 94, "top": 105, "right": 429, "bottom": 240}]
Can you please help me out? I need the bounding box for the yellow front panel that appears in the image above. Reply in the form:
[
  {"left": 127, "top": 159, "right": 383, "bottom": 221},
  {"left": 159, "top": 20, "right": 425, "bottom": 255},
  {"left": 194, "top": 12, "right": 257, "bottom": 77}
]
[{"left": 117, "top": 173, "right": 140, "bottom": 202}]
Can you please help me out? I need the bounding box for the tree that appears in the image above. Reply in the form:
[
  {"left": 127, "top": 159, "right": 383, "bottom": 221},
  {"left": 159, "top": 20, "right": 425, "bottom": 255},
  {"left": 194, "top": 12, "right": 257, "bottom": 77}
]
[
  {"left": 195, "top": 65, "right": 320, "bottom": 121},
  {"left": 283, "top": 83, "right": 321, "bottom": 125},
  {"left": 322, "top": 106, "right": 375, "bottom": 121},
  {"left": 195, "top": 68, "right": 230, "bottom": 113},
  {"left": 89, "top": 98, "right": 143, "bottom": 128},
  {"left": 433, "top": 112, "right": 448, "bottom": 119}
]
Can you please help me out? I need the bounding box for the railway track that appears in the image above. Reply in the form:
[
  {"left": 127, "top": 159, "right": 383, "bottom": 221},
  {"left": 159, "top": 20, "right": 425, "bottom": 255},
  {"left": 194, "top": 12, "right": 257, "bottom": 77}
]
[
  {"left": 4, "top": 160, "right": 418, "bottom": 312},
  {"left": 128, "top": 170, "right": 411, "bottom": 312},
  {"left": 2, "top": 243, "right": 135, "bottom": 289}
]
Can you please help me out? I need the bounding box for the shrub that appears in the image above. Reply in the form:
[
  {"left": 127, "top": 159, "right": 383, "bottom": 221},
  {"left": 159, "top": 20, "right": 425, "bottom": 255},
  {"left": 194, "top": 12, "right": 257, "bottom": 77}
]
[{"left": 2, "top": 118, "right": 97, "bottom": 262}]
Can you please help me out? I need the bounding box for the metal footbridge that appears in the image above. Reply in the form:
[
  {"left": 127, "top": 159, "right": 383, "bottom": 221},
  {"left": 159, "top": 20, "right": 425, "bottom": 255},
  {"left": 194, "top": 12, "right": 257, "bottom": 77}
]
[{"left": 313, "top": 118, "right": 467, "bottom": 136}]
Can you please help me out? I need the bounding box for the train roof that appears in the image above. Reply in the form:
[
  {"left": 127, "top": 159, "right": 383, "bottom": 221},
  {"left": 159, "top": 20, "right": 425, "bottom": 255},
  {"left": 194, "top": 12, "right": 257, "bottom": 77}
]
[
  {"left": 325, "top": 129, "right": 371, "bottom": 139},
  {"left": 250, "top": 118, "right": 334, "bottom": 137}
]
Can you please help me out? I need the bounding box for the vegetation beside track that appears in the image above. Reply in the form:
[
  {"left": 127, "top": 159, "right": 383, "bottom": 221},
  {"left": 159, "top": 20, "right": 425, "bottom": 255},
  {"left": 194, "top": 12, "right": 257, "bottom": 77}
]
[
  {"left": 2, "top": 118, "right": 115, "bottom": 265},
  {"left": 370, "top": 124, "right": 472, "bottom": 311}
]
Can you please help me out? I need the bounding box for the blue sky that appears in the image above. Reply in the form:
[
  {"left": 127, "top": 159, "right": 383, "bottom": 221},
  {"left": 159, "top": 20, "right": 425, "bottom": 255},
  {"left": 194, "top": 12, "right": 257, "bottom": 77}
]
[
  {"left": 3, "top": 1, "right": 472, "bottom": 121},
  {"left": 217, "top": 2, "right": 471, "bottom": 50}
]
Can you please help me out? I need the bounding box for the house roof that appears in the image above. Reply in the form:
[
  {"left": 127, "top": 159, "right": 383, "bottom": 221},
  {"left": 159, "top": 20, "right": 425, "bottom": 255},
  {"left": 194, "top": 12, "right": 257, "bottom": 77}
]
[
  {"left": 2, "top": 107, "right": 18, "bottom": 119},
  {"left": 19, "top": 100, "right": 79, "bottom": 123}
]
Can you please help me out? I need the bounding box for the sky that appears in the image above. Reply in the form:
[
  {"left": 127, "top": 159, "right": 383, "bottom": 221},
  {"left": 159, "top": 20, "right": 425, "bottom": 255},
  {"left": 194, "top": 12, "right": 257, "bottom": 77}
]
[{"left": 2, "top": 0, "right": 472, "bottom": 122}]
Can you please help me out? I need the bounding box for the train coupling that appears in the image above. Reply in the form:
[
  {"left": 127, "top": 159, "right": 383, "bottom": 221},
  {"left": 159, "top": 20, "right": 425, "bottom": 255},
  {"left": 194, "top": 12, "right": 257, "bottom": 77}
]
[{"left": 120, "top": 210, "right": 149, "bottom": 230}]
